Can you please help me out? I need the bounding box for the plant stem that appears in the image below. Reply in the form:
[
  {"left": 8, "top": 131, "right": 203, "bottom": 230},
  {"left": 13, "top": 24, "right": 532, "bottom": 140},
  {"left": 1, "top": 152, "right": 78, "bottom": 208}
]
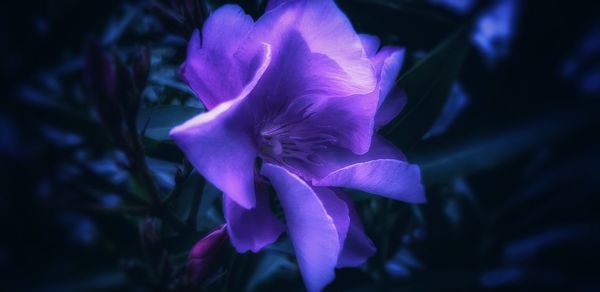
[{"left": 378, "top": 198, "right": 391, "bottom": 279}]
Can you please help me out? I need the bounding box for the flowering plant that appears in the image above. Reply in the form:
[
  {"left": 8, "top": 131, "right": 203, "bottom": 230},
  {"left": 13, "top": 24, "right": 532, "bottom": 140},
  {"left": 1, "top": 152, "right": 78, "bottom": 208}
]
[
  {"left": 170, "top": 1, "right": 425, "bottom": 290},
  {"left": 6, "top": 0, "right": 596, "bottom": 291}
]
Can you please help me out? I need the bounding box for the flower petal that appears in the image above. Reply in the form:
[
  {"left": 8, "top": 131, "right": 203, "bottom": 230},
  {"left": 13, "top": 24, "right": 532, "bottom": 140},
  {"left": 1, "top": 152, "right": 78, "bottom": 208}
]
[
  {"left": 362, "top": 46, "right": 406, "bottom": 129},
  {"left": 359, "top": 33, "right": 381, "bottom": 58},
  {"left": 265, "top": 0, "right": 287, "bottom": 11},
  {"left": 312, "top": 136, "right": 426, "bottom": 203},
  {"left": 373, "top": 47, "right": 405, "bottom": 108},
  {"left": 314, "top": 187, "right": 350, "bottom": 251},
  {"left": 180, "top": 5, "right": 255, "bottom": 110},
  {"left": 375, "top": 88, "right": 407, "bottom": 129},
  {"left": 224, "top": 182, "right": 285, "bottom": 253},
  {"left": 170, "top": 101, "right": 256, "bottom": 209},
  {"left": 296, "top": 80, "right": 377, "bottom": 155},
  {"left": 170, "top": 43, "right": 272, "bottom": 209},
  {"left": 261, "top": 163, "right": 340, "bottom": 292},
  {"left": 242, "top": 31, "right": 378, "bottom": 155},
  {"left": 248, "top": 0, "right": 376, "bottom": 96},
  {"left": 333, "top": 189, "right": 376, "bottom": 268}
]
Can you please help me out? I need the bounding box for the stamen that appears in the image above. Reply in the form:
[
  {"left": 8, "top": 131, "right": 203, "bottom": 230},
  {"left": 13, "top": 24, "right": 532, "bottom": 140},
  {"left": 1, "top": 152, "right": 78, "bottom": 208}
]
[{"left": 258, "top": 107, "right": 336, "bottom": 168}]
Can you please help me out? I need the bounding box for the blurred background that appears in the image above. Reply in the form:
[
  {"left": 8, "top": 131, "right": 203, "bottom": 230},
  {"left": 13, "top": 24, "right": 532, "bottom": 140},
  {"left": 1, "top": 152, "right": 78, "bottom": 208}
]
[{"left": 1, "top": 0, "right": 599, "bottom": 291}]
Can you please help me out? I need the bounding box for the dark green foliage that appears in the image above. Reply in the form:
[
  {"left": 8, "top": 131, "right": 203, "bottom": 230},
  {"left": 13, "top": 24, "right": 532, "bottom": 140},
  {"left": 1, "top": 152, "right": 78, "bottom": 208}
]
[{"left": 2, "top": 0, "right": 599, "bottom": 291}]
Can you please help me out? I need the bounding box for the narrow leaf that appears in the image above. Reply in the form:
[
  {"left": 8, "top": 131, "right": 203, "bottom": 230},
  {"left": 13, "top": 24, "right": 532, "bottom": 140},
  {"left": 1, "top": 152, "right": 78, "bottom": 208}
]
[
  {"left": 170, "top": 171, "right": 203, "bottom": 222},
  {"left": 137, "top": 105, "right": 203, "bottom": 141},
  {"left": 382, "top": 26, "right": 470, "bottom": 149},
  {"left": 413, "top": 106, "right": 597, "bottom": 185},
  {"left": 142, "top": 137, "right": 184, "bottom": 163}
]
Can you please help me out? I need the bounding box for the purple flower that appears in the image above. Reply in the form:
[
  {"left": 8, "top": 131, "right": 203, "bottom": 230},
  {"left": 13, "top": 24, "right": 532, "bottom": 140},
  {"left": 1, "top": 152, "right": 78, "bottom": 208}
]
[{"left": 170, "top": 1, "right": 425, "bottom": 290}]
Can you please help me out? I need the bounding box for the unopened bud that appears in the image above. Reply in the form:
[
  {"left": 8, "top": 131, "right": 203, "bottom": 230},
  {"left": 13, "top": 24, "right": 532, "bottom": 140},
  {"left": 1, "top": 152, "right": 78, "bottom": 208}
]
[
  {"left": 141, "top": 218, "right": 162, "bottom": 262},
  {"left": 133, "top": 47, "right": 151, "bottom": 94},
  {"left": 84, "top": 40, "right": 122, "bottom": 131},
  {"left": 185, "top": 224, "right": 229, "bottom": 286},
  {"left": 84, "top": 40, "right": 117, "bottom": 100}
]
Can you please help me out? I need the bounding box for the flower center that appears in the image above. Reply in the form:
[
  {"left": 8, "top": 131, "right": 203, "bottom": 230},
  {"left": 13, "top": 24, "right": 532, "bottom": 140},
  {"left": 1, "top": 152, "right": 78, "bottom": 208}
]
[{"left": 257, "top": 107, "right": 337, "bottom": 167}]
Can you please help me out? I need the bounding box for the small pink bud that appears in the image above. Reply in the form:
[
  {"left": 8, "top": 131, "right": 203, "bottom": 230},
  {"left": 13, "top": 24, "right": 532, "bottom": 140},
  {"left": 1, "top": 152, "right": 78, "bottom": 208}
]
[{"left": 185, "top": 224, "right": 229, "bottom": 286}]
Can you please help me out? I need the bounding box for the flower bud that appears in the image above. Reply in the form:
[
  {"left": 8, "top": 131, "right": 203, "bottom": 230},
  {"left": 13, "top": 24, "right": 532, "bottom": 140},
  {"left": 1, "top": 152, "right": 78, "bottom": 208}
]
[
  {"left": 133, "top": 47, "right": 151, "bottom": 95},
  {"left": 84, "top": 40, "right": 117, "bottom": 101},
  {"left": 140, "top": 218, "right": 162, "bottom": 263},
  {"left": 112, "top": 48, "right": 146, "bottom": 123},
  {"left": 84, "top": 40, "right": 122, "bottom": 132},
  {"left": 185, "top": 224, "right": 229, "bottom": 286}
]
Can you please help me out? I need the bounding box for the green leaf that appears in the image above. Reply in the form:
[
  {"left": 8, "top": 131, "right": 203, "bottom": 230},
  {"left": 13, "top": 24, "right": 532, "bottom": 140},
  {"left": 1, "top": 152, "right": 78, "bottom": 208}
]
[
  {"left": 164, "top": 230, "right": 204, "bottom": 254},
  {"left": 413, "top": 106, "right": 597, "bottom": 186},
  {"left": 382, "top": 26, "right": 470, "bottom": 150},
  {"left": 348, "top": 189, "right": 374, "bottom": 201},
  {"left": 169, "top": 171, "right": 203, "bottom": 222},
  {"left": 38, "top": 271, "right": 128, "bottom": 291},
  {"left": 195, "top": 182, "right": 223, "bottom": 231},
  {"left": 137, "top": 105, "right": 203, "bottom": 141},
  {"left": 149, "top": 75, "right": 196, "bottom": 96},
  {"left": 245, "top": 252, "right": 296, "bottom": 292},
  {"left": 142, "top": 137, "right": 184, "bottom": 163},
  {"left": 347, "top": 0, "right": 459, "bottom": 26}
]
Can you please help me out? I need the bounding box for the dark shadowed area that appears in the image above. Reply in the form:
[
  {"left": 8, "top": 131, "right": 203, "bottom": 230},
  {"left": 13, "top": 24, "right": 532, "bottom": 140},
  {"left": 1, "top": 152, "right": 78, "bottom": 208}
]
[{"left": 1, "top": 0, "right": 599, "bottom": 291}]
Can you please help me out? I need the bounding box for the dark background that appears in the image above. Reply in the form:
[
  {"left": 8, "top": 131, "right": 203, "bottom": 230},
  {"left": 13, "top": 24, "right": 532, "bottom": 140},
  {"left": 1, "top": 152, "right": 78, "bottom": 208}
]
[{"left": 1, "top": 0, "right": 599, "bottom": 291}]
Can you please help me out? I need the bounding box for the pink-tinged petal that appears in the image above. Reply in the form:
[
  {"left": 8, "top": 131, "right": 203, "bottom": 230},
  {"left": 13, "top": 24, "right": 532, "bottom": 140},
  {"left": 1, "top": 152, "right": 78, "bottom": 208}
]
[
  {"left": 359, "top": 33, "right": 381, "bottom": 58},
  {"left": 170, "top": 44, "right": 272, "bottom": 209},
  {"left": 333, "top": 189, "right": 376, "bottom": 268},
  {"left": 224, "top": 182, "right": 285, "bottom": 253},
  {"left": 180, "top": 5, "right": 255, "bottom": 110},
  {"left": 375, "top": 88, "right": 407, "bottom": 129},
  {"left": 311, "top": 136, "right": 426, "bottom": 204},
  {"left": 247, "top": 0, "right": 376, "bottom": 96},
  {"left": 186, "top": 225, "right": 229, "bottom": 284},
  {"left": 261, "top": 163, "right": 340, "bottom": 292}
]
